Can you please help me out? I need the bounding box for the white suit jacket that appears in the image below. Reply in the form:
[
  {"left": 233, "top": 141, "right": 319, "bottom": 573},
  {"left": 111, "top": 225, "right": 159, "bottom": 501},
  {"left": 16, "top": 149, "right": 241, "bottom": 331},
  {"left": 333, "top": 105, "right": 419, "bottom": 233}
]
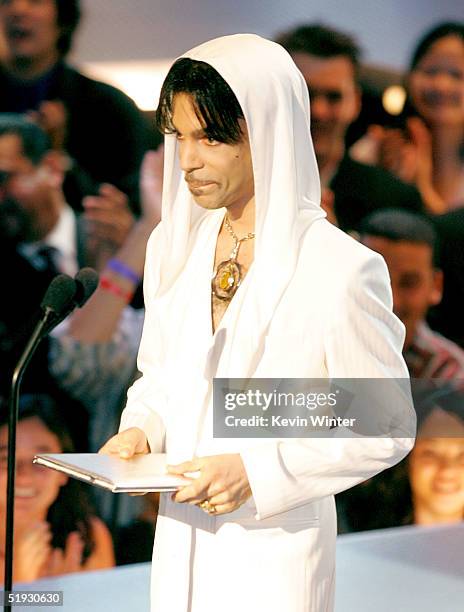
[{"left": 119, "top": 216, "right": 415, "bottom": 612}]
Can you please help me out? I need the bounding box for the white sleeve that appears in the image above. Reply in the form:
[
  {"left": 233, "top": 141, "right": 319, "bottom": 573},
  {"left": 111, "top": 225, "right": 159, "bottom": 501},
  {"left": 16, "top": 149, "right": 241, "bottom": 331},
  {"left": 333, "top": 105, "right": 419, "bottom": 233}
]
[
  {"left": 240, "top": 253, "right": 416, "bottom": 520},
  {"left": 118, "top": 226, "right": 168, "bottom": 454}
]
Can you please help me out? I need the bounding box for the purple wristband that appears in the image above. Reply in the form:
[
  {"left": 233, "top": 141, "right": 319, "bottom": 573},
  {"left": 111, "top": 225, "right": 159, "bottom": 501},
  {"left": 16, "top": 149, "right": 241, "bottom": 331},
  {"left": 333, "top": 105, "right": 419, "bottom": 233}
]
[{"left": 106, "top": 258, "right": 141, "bottom": 284}]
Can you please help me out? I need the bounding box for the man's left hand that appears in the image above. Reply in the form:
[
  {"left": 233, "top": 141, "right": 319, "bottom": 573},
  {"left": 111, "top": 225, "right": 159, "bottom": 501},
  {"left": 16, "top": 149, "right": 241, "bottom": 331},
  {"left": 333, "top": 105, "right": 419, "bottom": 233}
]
[{"left": 168, "top": 453, "right": 252, "bottom": 516}]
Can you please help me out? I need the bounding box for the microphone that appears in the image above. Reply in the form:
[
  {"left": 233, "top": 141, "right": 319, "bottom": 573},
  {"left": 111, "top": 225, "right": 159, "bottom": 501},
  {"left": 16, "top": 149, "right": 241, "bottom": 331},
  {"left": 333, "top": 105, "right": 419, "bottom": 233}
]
[
  {"left": 5, "top": 268, "right": 99, "bottom": 602},
  {"left": 74, "top": 267, "right": 99, "bottom": 307},
  {"left": 40, "top": 273, "right": 77, "bottom": 317},
  {"left": 41, "top": 267, "right": 99, "bottom": 337}
]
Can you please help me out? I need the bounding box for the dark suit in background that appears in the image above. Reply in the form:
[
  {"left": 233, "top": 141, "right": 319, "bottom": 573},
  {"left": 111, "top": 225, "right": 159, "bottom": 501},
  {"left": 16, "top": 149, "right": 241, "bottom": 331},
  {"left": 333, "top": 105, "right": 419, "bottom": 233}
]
[
  {"left": 0, "top": 61, "right": 156, "bottom": 212},
  {"left": 430, "top": 209, "right": 464, "bottom": 349},
  {"left": 331, "top": 156, "right": 424, "bottom": 233}
]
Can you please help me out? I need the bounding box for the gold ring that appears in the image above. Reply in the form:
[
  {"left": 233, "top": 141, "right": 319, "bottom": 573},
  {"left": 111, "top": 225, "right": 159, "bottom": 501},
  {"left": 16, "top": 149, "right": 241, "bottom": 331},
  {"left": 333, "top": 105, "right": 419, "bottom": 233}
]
[{"left": 199, "top": 500, "right": 217, "bottom": 514}]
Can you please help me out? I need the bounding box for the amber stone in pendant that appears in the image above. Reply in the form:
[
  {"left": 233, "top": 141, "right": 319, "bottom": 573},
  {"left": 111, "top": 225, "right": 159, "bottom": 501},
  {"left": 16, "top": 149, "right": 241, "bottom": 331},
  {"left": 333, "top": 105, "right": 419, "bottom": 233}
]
[
  {"left": 212, "top": 259, "right": 242, "bottom": 300},
  {"left": 219, "top": 269, "right": 235, "bottom": 290}
]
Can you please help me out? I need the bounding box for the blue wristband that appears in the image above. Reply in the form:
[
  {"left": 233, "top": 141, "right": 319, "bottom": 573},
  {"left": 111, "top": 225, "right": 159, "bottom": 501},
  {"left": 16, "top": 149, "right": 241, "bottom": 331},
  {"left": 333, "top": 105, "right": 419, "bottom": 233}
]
[{"left": 106, "top": 258, "right": 141, "bottom": 284}]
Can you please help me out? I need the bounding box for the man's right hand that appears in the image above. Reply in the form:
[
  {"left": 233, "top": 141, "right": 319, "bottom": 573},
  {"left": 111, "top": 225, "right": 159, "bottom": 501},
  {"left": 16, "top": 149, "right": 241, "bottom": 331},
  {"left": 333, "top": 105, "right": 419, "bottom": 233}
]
[{"left": 98, "top": 427, "right": 149, "bottom": 459}]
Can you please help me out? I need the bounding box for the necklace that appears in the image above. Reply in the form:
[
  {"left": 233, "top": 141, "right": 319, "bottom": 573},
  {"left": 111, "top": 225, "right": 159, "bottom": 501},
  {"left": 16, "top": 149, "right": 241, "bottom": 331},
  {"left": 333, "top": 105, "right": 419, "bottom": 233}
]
[{"left": 211, "top": 214, "right": 255, "bottom": 301}]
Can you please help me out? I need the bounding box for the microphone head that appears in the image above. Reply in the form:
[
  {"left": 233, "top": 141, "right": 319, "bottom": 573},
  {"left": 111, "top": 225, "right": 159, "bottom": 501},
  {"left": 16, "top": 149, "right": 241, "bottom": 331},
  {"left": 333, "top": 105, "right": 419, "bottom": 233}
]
[
  {"left": 40, "top": 274, "right": 77, "bottom": 315},
  {"left": 74, "top": 267, "right": 99, "bottom": 307}
]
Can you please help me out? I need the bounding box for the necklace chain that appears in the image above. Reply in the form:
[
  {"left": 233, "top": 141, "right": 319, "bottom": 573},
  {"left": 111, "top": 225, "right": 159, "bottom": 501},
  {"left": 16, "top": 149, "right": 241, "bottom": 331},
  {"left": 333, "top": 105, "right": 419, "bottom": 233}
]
[
  {"left": 211, "top": 214, "right": 255, "bottom": 301},
  {"left": 224, "top": 214, "right": 255, "bottom": 260}
]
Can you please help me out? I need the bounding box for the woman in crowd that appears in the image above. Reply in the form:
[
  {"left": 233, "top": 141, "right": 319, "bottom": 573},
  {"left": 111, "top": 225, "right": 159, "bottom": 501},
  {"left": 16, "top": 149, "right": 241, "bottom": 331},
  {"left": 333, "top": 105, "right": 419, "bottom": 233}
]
[
  {"left": 0, "top": 395, "right": 114, "bottom": 583},
  {"left": 353, "top": 22, "right": 464, "bottom": 214},
  {"left": 338, "top": 399, "right": 464, "bottom": 531}
]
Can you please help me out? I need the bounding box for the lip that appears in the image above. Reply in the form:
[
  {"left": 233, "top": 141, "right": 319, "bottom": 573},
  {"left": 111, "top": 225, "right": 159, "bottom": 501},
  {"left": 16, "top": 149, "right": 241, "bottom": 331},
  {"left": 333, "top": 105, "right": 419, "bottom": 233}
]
[
  {"left": 311, "top": 124, "right": 333, "bottom": 136},
  {"left": 6, "top": 27, "right": 32, "bottom": 42},
  {"left": 421, "top": 92, "right": 460, "bottom": 107},
  {"left": 186, "top": 180, "right": 216, "bottom": 188},
  {"left": 432, "top": 485, "right": 461, "bottom": 495},
  {"left": 186, "top": 181, "right": 217, "bottom": 195},
  {"left": 15, "top": 487, "right": 36, "bottom": 499}
]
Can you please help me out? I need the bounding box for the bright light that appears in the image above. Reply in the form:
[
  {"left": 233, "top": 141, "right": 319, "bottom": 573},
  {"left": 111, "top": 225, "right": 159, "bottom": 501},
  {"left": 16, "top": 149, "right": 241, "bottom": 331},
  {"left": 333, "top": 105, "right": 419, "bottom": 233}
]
[
  {"left": 81, "top": 59, "right": 174, "bottom": 111},
  {"left": 382, "top": 85, "right": 407, "bottom": 116}
]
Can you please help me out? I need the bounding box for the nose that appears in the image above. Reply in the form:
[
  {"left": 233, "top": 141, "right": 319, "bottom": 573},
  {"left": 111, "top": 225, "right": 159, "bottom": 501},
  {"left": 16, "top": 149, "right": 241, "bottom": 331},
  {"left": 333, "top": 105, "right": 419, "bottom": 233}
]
[
  {"left": 436, "top": 455, "right": 461, "bottom": 474},
  {"left": 16, "top": 457, "right": 33, "bottom": 471},
  {"left": 15, "top": 458, "right": 36, "bottom": 480},
  {"left": 178, "top": 140, "right": 203, "bottom": 174},
  {"left": 310, "top": 94, "right": 333, "bottom": 123}
]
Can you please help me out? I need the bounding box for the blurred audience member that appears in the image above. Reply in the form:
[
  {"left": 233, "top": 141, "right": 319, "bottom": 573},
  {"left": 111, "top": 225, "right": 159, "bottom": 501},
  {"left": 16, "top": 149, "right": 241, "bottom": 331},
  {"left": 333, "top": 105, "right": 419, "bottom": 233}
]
[
  {"left": 0, "top": 113, "right": 81, "bottom": 276},
  {"left": 277, "top": 23, "right": 423, "bottom": 232},
  {"left": 0, "top": 113, "right": 136, "bottom": 277},
  {"left": 359, "top": 209, "right": 464, "bottom": 378},
  {"left": 0, "top": 395, "right": 114, "bottom": 583},
  {"left": 0, "top": 0, "right": 153, "bottom": 210},
  {"left": 410, "top": 406, "right": 464, "bottom": 526},
  {"left": 50, "top": 148, "right": 163, "bottom": 452},
  {"left": 338, "top": 403, "right": 464, "bottom": 532},
  {"left": 0, "top": 114, "right": 134, "bottom": 448},
  {"left": 353, "top": 22, "right": 464, "bottom": 214}
]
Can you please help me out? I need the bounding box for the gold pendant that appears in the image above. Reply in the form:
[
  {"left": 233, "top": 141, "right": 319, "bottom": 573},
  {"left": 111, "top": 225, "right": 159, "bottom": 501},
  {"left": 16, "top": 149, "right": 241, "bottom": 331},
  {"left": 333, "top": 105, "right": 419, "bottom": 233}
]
[{"left": 212, "top": 259, "right": 242, "bottom": 300}]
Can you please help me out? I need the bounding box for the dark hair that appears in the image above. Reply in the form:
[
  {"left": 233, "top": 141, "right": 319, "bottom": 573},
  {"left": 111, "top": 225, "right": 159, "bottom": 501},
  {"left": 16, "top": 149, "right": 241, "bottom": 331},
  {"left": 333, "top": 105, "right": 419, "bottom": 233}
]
[
  {"left": 0, "top": 114, "right": 50, "bottom": 164},
  {"left": 55, "top": 0, "right": 81, "bottom": 56},
  {"left": 410, "top": 21, "right": 464, "bottom": 71},
  {"left": 155, "top": 58, "right": 245, "bottom": 144},
  {"left": 359, "top": 208, "right": 438, "bottom": 264},
  {"left": 276, "top": 23, "right": 361, "bottom": 77},
  {"left": 0, "top": 394, "right": 96, "bottom": 561}
]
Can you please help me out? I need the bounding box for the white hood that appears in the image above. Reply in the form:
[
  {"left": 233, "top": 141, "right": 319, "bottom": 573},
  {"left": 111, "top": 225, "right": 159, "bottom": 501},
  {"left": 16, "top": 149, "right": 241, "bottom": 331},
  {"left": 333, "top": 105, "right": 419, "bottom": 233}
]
[{"left": 157, "top": 34, "right": 325, "bottom": 363}]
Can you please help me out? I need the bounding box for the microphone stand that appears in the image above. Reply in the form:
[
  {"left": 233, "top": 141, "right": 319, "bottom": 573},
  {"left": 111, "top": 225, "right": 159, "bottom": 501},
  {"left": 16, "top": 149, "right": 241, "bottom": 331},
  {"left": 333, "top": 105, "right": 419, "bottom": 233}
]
[
  {"left": 4, "top": 306, "right": 61, "bottom": 611},
  {"left": 3, "top": 270, "right": 97, "bottom": 609}
]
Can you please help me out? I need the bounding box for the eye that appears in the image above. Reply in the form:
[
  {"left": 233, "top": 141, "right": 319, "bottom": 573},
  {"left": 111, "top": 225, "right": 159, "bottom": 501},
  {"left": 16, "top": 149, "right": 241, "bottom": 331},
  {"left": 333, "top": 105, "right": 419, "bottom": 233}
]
[
  {"left": 418, "top": 449, "right": 438, "bottom": 461},
  {"left": 449, "top": 69, "right": 464, "bottom": 81},
  {"left": 204, "top": 136, "right": 220, "bottom": 146}
]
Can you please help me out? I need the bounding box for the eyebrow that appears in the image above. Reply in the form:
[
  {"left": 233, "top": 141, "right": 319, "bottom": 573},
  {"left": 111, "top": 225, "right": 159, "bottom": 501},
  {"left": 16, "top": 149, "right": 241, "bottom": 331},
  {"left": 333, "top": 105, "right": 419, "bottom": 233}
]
[{"left": 173, "top": 127, "right": 207, "bottom": 138}]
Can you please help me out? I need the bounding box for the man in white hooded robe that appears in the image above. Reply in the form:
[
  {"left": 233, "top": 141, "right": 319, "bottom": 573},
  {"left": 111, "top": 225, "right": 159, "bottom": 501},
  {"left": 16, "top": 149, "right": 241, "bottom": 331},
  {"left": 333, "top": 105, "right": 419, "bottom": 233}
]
[{"left": 100, "top": 34, "right": 415, "bottom": 612}]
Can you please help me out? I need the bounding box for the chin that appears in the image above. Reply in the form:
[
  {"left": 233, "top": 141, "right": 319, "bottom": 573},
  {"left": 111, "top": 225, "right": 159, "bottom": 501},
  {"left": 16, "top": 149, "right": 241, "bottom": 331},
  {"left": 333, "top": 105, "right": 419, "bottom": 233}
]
[{"left": 192, "top": 197, "right": 224, "bottom": 211}]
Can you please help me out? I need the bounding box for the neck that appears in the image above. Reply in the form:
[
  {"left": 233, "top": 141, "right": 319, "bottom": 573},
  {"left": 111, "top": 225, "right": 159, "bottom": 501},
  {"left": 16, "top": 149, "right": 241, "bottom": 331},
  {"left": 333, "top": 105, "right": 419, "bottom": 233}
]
[
  {"left": 413, "top": 504, "right": 463, "bottom": 526},
  {"left": 226, "top": 195, "right": 255, "bottom": 236},
  {"left": 5, "top": 53, "right": 59, "bottom": 81}
]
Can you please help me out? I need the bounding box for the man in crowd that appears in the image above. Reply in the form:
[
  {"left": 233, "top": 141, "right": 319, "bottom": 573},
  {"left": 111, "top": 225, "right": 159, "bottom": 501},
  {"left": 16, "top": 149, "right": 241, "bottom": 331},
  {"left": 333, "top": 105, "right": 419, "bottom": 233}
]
[
  {"left": 359, "top": 208, "right": 464, "bottom": 378},
  {"left": 0, "top": 114, "right": 133, "bottom": 448},
  {"left": 0, "top": 0, "right": 154, "bottom": 210},
  {"left": 0, "top": 114, "right": 134, "bottom": 275},
  {"left": 100, "top": 34, "right": 414, "bottom": 611},
  {"left": 277, "top": 24, "right": 424, "bottom": 232}
]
